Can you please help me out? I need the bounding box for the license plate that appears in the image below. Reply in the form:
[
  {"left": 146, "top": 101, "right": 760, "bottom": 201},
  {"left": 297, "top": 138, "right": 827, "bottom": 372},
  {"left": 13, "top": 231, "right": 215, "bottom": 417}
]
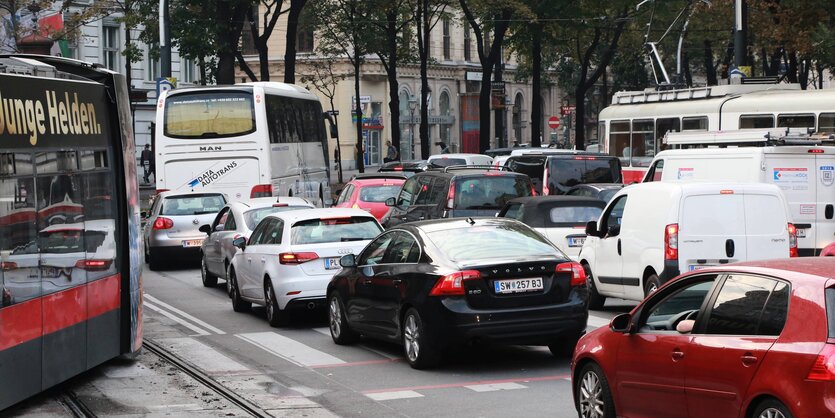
[
  {"left": 568, "top": 237, "right": 585, "bottom": 247},
  {"left": 182, "top": 239, "right": 203, "bottom": 248},
  {"left": 324, "top": 257, "right": 341, "bottom": 270},
  {"left": 796, "top": 228, "right": 807, "bottom": 238},
  {"left": 42, "top": 267, "right": 60, "bottom": 278},
  {"left": 493, "top": 278, "right": 544, "bottom": 294},
  {"left": 689, "top": 265, "right": 714, "bottom": 271}
]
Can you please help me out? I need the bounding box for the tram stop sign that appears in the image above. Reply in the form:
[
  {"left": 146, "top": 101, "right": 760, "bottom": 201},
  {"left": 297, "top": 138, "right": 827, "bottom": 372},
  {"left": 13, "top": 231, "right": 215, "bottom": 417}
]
[{"left": 548, "top": 116, "right": 561, "bottom": 129}]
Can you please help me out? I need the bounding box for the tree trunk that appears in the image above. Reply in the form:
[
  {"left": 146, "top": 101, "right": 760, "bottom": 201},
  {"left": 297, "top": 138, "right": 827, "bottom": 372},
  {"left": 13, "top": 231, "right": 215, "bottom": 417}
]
[
  {"left": 417, "top": 0, "right": 430, "bottom": 159},
  {"left": 799, "top": 57, "right": 811, "bottom": 90},
  {"left": 257, "top": 39, "right": 270, "bottom": 81},
  {"left": 199, "top": 55, "right": 207, "bottom": 85},
  {"left": 353, "top": 60, "right": 364, "bottom": 173},
  {"left": 786, "top": 51, "right": 798, "bottom": 84},
  {"left": 703, "top": 40, "right": 717, "bottom": 85},
  {"left": 530, "top": 25, "right": 542, "bottom": 147},
  {"left": 384, "top": 8, "right": 401, "bottom": 154},
  {"left": 284, "top": 0, "right": 307, "bottom": 84},
  {"left": 330, "top": 96, "right": 343, "bottom": 183},
  {"left": 216, "top": 1, "right": 248, "bottom": 85}
]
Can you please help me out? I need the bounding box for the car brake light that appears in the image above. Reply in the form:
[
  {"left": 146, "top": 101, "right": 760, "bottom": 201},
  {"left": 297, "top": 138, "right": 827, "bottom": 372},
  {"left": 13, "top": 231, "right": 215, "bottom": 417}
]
[
  {"left": 446, "top": 183, "right": 455, "bottom": 209},
  {"left": 788, "top": 223, "right": 798, "bottom": 257},
  {"left": 279, "top": 252, "right": 319, "bottom": 264},
  {"left": 75, "top": 259, "right": 113, "bottom": 271},
  {"left": 809, "top": 149, "right": 824, "bottom": 154},
  {"left": 556, "top": 262, "right": 586, "bottom": 286},
  {"left": 429, "top": 270, "right": 481, "bottom": 296},
  {"left": 273, "top": 203, "right": 288, "bottom": 207},
  {"left": 1, "top": 261, "right": 18, "bottom": 270},
  {"left": 665, "top": 223, "right": 679, "bottom": 260},
  {"left": 251, "top": 184, "right": 273, "bottom": 198},
  {"left": 807, "top": 344, "right": 835, "bottom": 381},
  {"left": 153, "top": 217, "right": 174, "bottom": 230},
  {"left": 542, "top": 164, "right": 550, "bottom": 196},
  {"left": 156, "top": 189, "right": 169, "bottom": 194},
  {"left": 394, "top": 167, "right": 403, "bottom": 171}
]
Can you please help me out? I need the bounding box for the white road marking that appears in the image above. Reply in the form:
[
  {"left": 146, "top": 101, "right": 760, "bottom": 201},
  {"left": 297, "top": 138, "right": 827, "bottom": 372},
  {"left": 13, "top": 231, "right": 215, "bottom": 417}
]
[
  {"left": 144, "top": 302, "right": 210, "bottom": 336},
  {"left": 313, "top": 327, "right": 400, "bottom": 360},
  {"left": 144, "top": 294, "right": 226, "bottom": 334},
  {"left": 237, "top": 332, "right": 346, "bottom": 367},
  {"left": 365, "top": 390, "right": 424, "bottom": 401},
  {"left": 587, "top": 314, "right": 611, "bottom": 329},
  {"left": 465, "top": 382, "right": 527, "bottom": 392},
  {"left": 155, "top": 337, "right": 250, "bottom": 374}
]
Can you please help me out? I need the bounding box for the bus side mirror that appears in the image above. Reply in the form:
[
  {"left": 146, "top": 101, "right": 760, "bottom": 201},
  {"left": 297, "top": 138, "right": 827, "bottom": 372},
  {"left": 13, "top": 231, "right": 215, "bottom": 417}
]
[{"left": 323, "top": 112, "right": 338, "bottom": 139}]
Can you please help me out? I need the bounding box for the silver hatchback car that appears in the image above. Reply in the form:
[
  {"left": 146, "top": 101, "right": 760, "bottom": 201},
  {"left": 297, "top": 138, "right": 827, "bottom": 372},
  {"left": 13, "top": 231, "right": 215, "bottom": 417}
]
[{"left": 143, "top": 191, "right": 228, "bottom": 270}]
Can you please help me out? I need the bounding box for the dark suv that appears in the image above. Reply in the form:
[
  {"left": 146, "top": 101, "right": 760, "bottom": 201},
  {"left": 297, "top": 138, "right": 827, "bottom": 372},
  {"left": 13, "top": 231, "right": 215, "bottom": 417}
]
[
  {"left": 505, "top": 151, "right": 621, "bottom": 195},
  {"left": 381, "top": 167, "right": 534, "bottom": 228}
]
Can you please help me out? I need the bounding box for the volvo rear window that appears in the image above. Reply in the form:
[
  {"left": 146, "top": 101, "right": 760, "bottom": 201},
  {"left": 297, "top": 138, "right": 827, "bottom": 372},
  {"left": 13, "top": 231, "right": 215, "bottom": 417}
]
[
  {"left": 244, "top": 206, "right": 309, "bottom": 229},
  {"left": 291, "top": 216, "right": 382, "bottom": 244},
  {"left": 161, "top": 194, "right": 226, "bottom": 216},
  {"left": 164, "top": 92, "right": 255, "bottom": 138},
  {"left": 547, "top": 157, "right": 621, "bottom": 194},
  {"left": 426, "top": 223, "right": 560, "bottom": 262},
  {"left": 454, "top": 176, "right": 532, "bottom": 210}
]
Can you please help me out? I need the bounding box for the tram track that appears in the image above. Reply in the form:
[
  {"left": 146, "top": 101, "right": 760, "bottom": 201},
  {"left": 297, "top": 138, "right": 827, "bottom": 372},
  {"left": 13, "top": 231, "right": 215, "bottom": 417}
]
[
  {"left": 143, "top": 338, "right": 271, "bottom": 418},
  {"left": 59, "top": 390, "right": 97, "bottom": 418}
]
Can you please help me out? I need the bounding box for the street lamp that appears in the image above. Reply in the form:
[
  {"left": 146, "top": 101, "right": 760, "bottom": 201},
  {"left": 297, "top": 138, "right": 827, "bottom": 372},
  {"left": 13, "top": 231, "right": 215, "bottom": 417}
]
[{"left": 408, "top": 95, "right": 418, "bottom": 161}]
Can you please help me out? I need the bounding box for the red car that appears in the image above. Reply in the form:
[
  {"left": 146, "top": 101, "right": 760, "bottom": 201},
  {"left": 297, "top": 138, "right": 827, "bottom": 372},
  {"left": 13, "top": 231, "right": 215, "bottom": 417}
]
[
  {"left": 334, "top": 175, "right": 406, "bottom": 220},
  {"left": 571, "top": 258, "right": 835, "bottom": 418}
]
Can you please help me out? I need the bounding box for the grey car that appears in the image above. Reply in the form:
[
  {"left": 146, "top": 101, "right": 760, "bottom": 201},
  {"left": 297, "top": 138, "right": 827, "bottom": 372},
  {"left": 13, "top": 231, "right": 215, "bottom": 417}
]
[
  {"left": 199, "top": 197, "right": 314, "bottom": 288},
  {"left": 143, "top": 191, "right": 228, "bottom": 270}
]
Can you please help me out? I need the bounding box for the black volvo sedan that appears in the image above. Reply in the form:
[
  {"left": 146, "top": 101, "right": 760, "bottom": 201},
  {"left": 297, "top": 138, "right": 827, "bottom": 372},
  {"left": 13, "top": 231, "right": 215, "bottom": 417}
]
[{"left": 326, "top": 217, "right": 589, "bottom": 369}]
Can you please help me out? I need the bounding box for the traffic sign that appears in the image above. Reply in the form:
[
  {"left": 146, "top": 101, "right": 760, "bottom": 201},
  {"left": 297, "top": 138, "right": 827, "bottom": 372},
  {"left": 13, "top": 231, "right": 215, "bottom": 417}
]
[
  {"left": 560, "top": 105, "right": 575, "bottom": 116},
  {"left": 548, "top": 116, "right": 561, "bottom": 129}
]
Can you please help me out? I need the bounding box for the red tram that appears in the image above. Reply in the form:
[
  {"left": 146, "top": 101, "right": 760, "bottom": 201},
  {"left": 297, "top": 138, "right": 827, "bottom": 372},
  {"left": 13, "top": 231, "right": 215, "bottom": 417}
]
[{"left": 0, "top": 55, "right": 142, "bottom": 410}]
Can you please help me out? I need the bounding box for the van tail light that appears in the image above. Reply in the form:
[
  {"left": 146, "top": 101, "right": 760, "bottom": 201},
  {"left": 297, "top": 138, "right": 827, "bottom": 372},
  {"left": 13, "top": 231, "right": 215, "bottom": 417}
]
[
  {"left": 807, "top": 344, "right": 835, "bottom": 381},
  {"left": 429, "top": 270, "right": 481, "bottom": 296},
  {"left": 808, "top": 149, "right": 824, "bottom": 154},
  {"left": 251, "top": 184, "right": 273, "bottom": 198},
  {"left": 279, "top": 252, "right": 319, "bottom": 264},
  {"left": 153, "top": 217, "right": 174, "bottom": 230},
  {"left": 75, "top": 259, "right": 113, "bottom": 271},
  {"left": 788, "top": 223, "right": 798, "bottom": 257},
  {"left": 446, "top": 183, "right": 455, "bottom": 210},
  {"left": 556, "top": 262, "right": 586, "bottom": 287},
  {"left": 542, "top": 164, "right": 550, "bottom": 195},
  {"left": 665, "top": 223, "right": 679, "bottom": 261}
]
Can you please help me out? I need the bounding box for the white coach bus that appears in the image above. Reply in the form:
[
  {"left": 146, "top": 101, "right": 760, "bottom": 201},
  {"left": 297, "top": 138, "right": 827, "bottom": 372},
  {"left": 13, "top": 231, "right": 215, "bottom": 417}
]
[{"left": 155, "top": 82, "right": 334, "bottom": 206}]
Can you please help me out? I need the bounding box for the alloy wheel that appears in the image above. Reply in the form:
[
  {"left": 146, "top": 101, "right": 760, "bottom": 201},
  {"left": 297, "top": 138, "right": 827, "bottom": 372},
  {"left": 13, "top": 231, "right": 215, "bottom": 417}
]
[
  {"left": 265, "top": 284, "right": 275, "bottom": 322},
  {"left": 579, "top": 370, "right": 606, "bottom": 418},
  {"left": 758, "top": 409, "right": 787, "bottom": 418},
  {"left": 329, "top": 297, "right": 342, "bottom": 338},
  {"left": 404, "top": 315, "right": 420, "bottom": 362}
]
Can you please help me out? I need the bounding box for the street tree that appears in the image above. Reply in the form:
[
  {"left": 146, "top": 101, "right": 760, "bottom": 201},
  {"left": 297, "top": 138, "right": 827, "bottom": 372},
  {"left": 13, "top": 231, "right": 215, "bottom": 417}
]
[
  {"left": 238, "top": 0, "right": 307, "bottom": 83},
  {"left": 413, "top": 0, "right": 451, "bottom": 158},
  {"left": 300, "top": 58, "right": 347, "bottom": 182}
]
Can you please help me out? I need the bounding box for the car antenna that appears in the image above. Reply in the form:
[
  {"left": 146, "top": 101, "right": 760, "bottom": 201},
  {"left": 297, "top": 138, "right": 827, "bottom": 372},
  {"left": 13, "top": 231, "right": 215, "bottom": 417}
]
[{"left": 466, "top": 217, "right": 475, "bottom": 225}]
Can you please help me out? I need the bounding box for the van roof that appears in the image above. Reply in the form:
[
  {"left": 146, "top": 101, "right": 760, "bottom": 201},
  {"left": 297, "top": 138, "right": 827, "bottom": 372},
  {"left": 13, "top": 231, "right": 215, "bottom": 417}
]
[
  {"left": 427, "top": 153, "right": 491, "bottom": 160},
  {"left": 625, "top": 181, "right": 783, "bottom": 195},
  {"left": 654, "top": 146, "right": 835, "bottom": 158}
]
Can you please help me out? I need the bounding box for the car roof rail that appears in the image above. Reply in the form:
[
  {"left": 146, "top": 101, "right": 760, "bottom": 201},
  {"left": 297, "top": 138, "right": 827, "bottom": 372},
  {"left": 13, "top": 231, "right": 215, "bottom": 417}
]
[{"left": 441, "top": 165, "right": 510, "bottom": 173}]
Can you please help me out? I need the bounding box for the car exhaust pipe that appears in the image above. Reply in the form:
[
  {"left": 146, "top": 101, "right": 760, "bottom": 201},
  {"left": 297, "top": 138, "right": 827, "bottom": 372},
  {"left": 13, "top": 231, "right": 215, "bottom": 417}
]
[{"left": 307, "top": 302, "right": 316, "bottom": 310}]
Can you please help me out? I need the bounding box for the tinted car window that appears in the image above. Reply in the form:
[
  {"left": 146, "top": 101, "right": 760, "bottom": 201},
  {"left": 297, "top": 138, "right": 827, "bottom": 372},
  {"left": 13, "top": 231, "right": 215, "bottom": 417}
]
[
  {"left": 602, "top": 195, "right": 627, "bottom": 233},
  {"left": 500, "top": 203, "right": 523, "bottom": 220},
  {"left": 291, "top": 216, "right": 382, "bottom": 245},
  {"left": 358, "top": 233, "right": 395, "bottom": 265},
  {"left": 161, "top": 194, "right": 226, "bottom": 216},
  {"left": 426, "top": 222, "right": 559, "bottom": 262},
  {"left": 645, "top": 279, "right": 716, "bottom": 329},
  {"left": 224, "top": 213, "right": 237, "bottom": 230},
  {"left": 382, "top": 232, "right": 420, "bottom": 264},
  {"left": 705, "top": 274, "right": 784, "bottom": 336},
  {"left": 758, "top": 281, "right": 789, "bottom": 336},
  {"left": 454, "top": 176, "right": 532, "bottom": 210},
  {"left": 549, "top": 206, "right": 603, "bottom": 226},
  {"left": 429, "top": 158, "right": 466, "bottom": 167},
  {"left": 413, "top": 177, "right": 434, "bottom": 205},
  {"left": 599, "top": 188, "right": 620, "bottom": 202},
  {"left": 359, "top": 185, "right": 401, "bottom": 203},
  {"left": 827, "top": 288, "right": 835, "bottom": 338},
  {"left": 397, "top": 178, "right": 419, "bottom": 208},
  {"left": 248, "top": 219, "right": 274, "bottom": 245},
  {"left": 547, "top": 157, "right": 621, "bottom": 193}
]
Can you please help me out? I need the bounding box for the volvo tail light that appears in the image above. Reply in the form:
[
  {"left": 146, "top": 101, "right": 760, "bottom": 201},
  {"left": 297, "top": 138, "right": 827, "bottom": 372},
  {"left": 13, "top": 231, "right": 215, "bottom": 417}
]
[
  {"left": 75, "top": 259, "right": 113, "bottom": 271},
  {"left": 807, "top": 344, "right": 835, "bottom": 381},
  {"left": 446, "top": 183, "right": 455, "bottom": 209},
  {"left": 279, "top": 252, "right": 319, "bottom": 264},
  {"left": 788, "top": 223, "right": 798, "bottom": 257},
  {"left": 665, "top": 224, "right": 679, "bottom": 261},
  {"left": 429, "top": 270, "right": 481, "bottom": 296},
  {"left": 251, "top": 184, "right": 273, "bottom": 198},
  {"left": 556, "top": 262, "right": 586, "bottom": 287},
  {"left": 153, "top": 217, "right": 174, "bottom": 230}
]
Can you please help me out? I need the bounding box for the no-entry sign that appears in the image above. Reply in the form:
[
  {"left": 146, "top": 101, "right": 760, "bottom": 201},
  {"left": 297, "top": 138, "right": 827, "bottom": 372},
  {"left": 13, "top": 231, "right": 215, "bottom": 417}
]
[{"left": 548, "top": 116, "right": 561, "bottom": 129}]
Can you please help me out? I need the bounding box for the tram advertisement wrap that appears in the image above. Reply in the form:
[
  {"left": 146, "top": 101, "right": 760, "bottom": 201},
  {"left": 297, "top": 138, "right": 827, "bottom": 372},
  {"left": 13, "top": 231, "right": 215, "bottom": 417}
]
[{"left": 0, "top": 74, "right": 110, "bottom": 148}]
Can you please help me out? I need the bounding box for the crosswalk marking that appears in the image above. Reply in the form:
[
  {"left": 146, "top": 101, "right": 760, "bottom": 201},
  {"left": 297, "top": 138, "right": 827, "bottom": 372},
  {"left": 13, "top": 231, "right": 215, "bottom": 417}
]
[
  {"left": 237, "top": 332, "right": 346, "bottom": 367},
  {"left": 156, "top": 337, "right": 250, "bottom": 373},
  {"left": 465, "top": 382, "right": 527, "bottom": 392},
  {"left": 365, "top": 390, "right": 424, "bottom": 401},
  {"left": 145, "top": 294, "right": 227, "bottom": 335},
  {"left": 144, "top": 302, "right": 211, "bottom": 336}
]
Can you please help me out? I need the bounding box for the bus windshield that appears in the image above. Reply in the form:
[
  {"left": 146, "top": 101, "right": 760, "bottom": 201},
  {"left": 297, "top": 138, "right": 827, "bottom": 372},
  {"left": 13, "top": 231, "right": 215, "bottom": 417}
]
[{"left": 164, "top": 92, "right": 255, "bottom": 139}]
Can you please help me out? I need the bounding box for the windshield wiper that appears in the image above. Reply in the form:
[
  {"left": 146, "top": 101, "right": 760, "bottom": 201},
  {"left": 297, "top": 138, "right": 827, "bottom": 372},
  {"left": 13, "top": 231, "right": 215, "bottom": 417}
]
[{"left": 340, "top": 237, "right": 366, "bottom": 242}]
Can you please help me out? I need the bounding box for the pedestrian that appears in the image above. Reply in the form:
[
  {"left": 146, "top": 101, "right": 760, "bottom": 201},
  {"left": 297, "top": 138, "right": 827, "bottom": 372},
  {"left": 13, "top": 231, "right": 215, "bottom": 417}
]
[
  {"left": 435, "top": 141, "right": 450, "bottom": 154},
  {"left": 384, "top": 140, "right": 399, "bottom": 163},
  {"left": 140, "top": 144, "right": 154, "bottom": 184}
]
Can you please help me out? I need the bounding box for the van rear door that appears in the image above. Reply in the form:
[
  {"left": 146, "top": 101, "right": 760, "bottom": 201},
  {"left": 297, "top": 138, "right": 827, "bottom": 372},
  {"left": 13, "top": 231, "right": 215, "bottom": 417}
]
[
  {"left": 817, "top": 152, "right": 835, "bottom": 254},
  {"left": 742, "top": 189, "right": 790, "bottom": 260},
  {"left": 764, "top": 154, "right": 817, "bottom": 255},
  {"left": 164, "top": 157, "right": 260, "bottom": 201},
  {"left": 678, "top": 190, "right": 747, "bottom": 273}
]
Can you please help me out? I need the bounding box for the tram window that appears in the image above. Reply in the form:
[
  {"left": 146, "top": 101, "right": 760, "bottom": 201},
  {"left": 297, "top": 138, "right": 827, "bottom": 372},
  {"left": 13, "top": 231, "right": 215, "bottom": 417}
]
[
  {"left": 610, "top": 121, "right": 631, "bottom": 167},
  {"left": 0, "top": 153, "right": 33, "bottom": 176},
  {"left": 777, "top": 114, "right": 815, "bottom": 129},
  {"left": 820, "top": 113, "right": 835, "bottom": 134},
  {"left": 35, "top": 151, "right": 79, "bottom": 174},
  {"left": 656, "top": 118, "right": 680, "bottom": 153},
  {"left": 682, "top": 116, "right": 708, "bottom": 131},
  {"left": 739, "top": 115, "right": 774, "bottom": 129},
  {"left": 79, "top": 150, "right": 109, "bottom": 170},
  {"left": 0, "top": 175, "right": 39, "bottom": 307},
  {"left": 631, "top": 120, "right": 655, "bottom": 167}
]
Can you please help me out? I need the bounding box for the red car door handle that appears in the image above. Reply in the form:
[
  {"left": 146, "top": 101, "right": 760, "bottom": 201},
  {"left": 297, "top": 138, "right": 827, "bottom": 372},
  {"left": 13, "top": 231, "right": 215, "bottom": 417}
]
[
  {"left": 741, "top": 354, "right": 758, "bottom": 366},
  {"left": 671, "top": 350, "right": 685, "bottom": 361}
]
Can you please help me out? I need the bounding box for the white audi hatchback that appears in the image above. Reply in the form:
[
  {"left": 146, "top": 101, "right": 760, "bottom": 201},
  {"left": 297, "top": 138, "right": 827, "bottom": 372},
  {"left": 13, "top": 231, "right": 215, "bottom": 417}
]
[{"left": 227, "top": 208, "right": 383, "bottom": 326}]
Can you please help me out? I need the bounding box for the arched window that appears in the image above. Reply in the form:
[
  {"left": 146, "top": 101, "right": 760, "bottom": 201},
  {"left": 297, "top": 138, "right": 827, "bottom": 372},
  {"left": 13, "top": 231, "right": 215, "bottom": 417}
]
[
  {"left": 439, "top": 91, "right": 450, "bottom": 116},
  {"left": 399, "top": 91, "right": 410, "bottom": 115},
  {"left": 512, "top": 93, "right": 523, "bottom": 143},
  {"left": 439, "top": 91, "right": 451, "bottom": 145}
]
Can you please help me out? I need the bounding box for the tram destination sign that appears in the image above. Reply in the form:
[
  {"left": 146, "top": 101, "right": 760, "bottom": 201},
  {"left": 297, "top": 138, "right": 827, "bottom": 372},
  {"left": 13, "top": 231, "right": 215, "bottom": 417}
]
[{"left": 0, "top": 73, "right": 110, "bottom": 149}]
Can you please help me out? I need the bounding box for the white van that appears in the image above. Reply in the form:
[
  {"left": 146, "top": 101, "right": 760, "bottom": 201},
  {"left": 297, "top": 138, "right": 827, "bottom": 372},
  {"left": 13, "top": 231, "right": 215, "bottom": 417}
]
[
  {"left": 642, "top": 146, "right": 835, "bottom": 256},
  {"left": 579, "top": 182, "right": 797, "bottom": 308},
  {"left": 427, "top": 153, "right": 493, "bottom": 167}
]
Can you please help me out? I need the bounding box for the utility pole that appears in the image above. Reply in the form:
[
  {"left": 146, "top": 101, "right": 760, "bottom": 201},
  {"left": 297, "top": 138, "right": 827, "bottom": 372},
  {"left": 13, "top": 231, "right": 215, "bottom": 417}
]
[
  {"left": 493, "top": 46, "right": 504, "bottom": 148},
  {"left": 734, "top": 0, "right": 747, "bottom": 69},
  {"left": 160, "top": 0, "right": 171, "bottom": 77}
]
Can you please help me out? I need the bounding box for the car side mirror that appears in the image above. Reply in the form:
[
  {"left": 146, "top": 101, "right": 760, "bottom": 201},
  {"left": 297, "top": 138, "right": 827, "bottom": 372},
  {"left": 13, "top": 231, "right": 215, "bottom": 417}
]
[
  {"left": 339, "top": 254, "right": 356, "bottom": 268},
  {"left": 385, "top": 197, "right": 396, "bottom": 207},
  {"left": 610, "top": 313, "right": 632, "bottom": 333},
  {"left": 585, "top": 221, "right": 599, "bottom": 237},
  {"left": 214, "top": 224, "right": 225, "bottom": 232},
  {"left": 199, "top": 224, "right": 212, "bottom": 235},
  {"left": 676, "top": 319, "right": 695, "bottom": 334},
  {"left": 232, "top": 236, "right": 247, "bottom": 250}
]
